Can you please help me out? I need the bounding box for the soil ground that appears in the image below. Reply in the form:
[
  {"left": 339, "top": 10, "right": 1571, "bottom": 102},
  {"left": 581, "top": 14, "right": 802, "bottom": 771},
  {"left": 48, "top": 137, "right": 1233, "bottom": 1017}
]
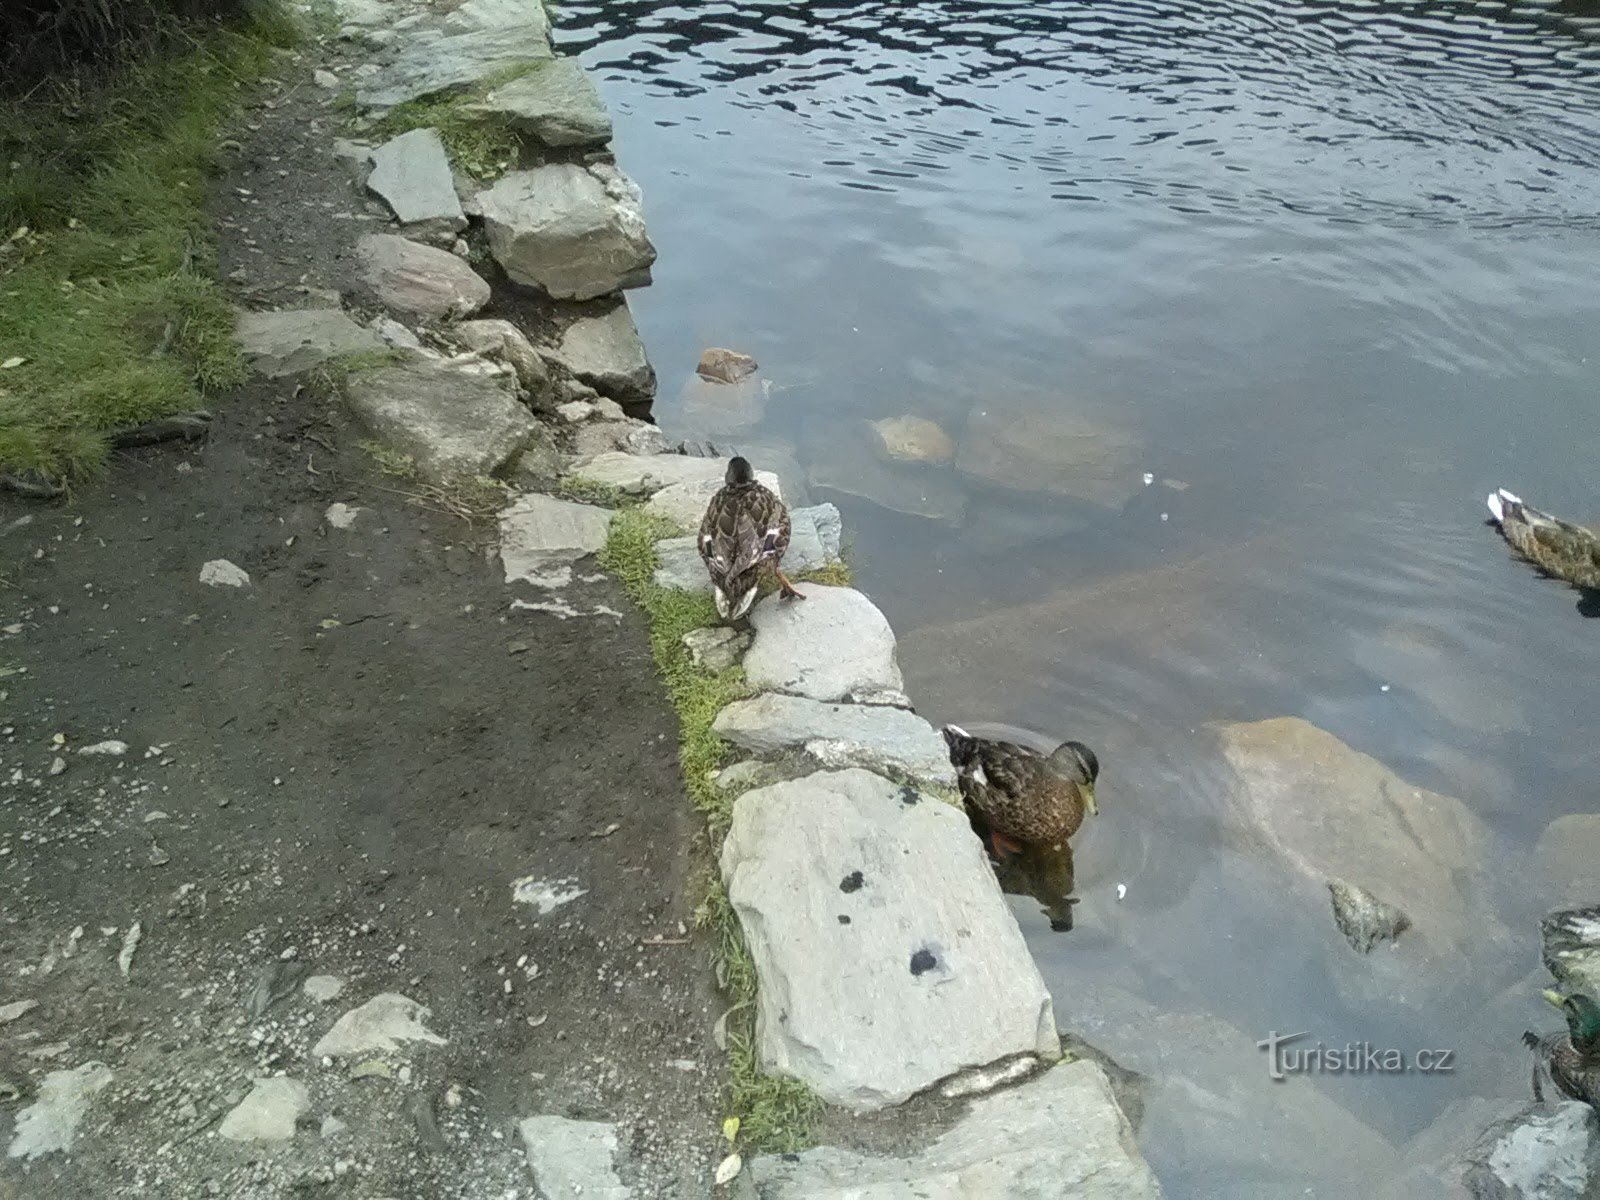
[{"left": 0, "top": 43, "right": 721, "bottom": 1200}]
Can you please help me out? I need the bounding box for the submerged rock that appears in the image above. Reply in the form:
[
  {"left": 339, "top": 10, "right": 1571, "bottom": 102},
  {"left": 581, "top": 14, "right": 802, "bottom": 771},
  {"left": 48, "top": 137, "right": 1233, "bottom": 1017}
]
[
  {"left": 713, "top": 693, "right": 955, "bottom": 787},
  {"left": 720, "top": 768, "right": 1058, "bottom": 1111},
  {"left": 804, "top": 417, "right": 967, "bottom": 522},
  {"left": 747, "top": 1060, "right": 1160, "bottom": 1198},
  {"left": 1543, "top": 906, "right": 1600, "bottom": 998},
  {"left": 1328, "top": 879, "right": 1412, "bottom": 954},
  {"left": 470, "top": 58, "right": 612, "bottom": 147},
  {"left": 356, "top": 0, "right": 554, "bottom": 109},
  {"left": 743, "top": 585, "right": 904, "bottom": 705},
  {"left": 366, "top": 127, "right": 466, "bottom": 231},
  {"left": 518, "top": 1116, "right": 630, "bottom": 1199},
  {"left": 478, "top": 164, "right": 655, "bottom": 301},
  {"left": 497, "top": 493, "right": 613, "bottom": 589},
  {"left": 357, "top": 233, "right": 490, "bottom": 321},
  {"left": 676, "top": 372, "right": 764, "bottom": 435},
  {"left": 1460, "top": 1102, "right": 1600, "bottom": 1200},
  {"left": 543, "top": 303, "right": 656, "bottom": 401},
  {"left": 235, "top": 309, "right": 383, "bottom": 378},
  {"left": 1537, "top": 817, "right": 1600, "bottom": 903},
  {"left": 870, "top": 414, "right": 956, "bottom": 465},
  {"left": 955, "top": 402, "right": 1143, "bottom": 509}
]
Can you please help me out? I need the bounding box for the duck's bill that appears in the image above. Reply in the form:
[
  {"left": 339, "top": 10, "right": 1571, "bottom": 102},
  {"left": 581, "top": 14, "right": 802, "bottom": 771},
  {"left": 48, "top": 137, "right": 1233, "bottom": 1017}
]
[
  {"left": 1084, "top": 783, "right": 1097, "bottom": 817},
  {"left": 1543, "top": 989, "right": 1567, "bottom": 1009}
]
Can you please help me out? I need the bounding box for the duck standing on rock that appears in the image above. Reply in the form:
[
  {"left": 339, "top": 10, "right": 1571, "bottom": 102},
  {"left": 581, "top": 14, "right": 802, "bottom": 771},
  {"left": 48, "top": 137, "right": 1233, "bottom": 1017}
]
[
  {"left": 698, "top": 456, "right": 804, "bottom": 621},
  {"left": 1486, "top": 488, "right": 1600, "bottom": 591},
  {"left": 941, "top": 726, "right": 1099, "bottom": 858},
  {"left": 1525, "top": 990, "right": 1600, "bottom": 1107}
]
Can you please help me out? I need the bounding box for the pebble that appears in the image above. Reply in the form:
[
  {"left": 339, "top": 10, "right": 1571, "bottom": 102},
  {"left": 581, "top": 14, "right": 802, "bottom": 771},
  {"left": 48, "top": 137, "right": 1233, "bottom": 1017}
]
[
  {"left": 48, "top": 757, "right": 65, "bottom": 776},
  {"left": 78, "top": 740, "right": 129, "bottom": 757}
]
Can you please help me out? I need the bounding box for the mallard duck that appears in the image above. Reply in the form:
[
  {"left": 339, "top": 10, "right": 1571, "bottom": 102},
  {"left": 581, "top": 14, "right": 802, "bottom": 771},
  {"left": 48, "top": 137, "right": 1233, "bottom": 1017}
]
[
  {"left": 698, "top": 456, "right": 804, "bottom": 621},
  {"left": 941, "top": 725, "right": 1099, "bottom": 857},
  {"left": 1487, "top": 489, "right": 1600, "bottom": 591},
  {"left": 1525, "top": 990, "right": 1600, "bottom": 1107}
]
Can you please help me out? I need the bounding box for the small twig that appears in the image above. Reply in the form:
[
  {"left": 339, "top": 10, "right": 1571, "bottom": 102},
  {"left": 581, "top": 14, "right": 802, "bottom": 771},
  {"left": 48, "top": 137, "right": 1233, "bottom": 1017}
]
[{"left": 640, "top": 936, "right": 692, "bottom": 947}]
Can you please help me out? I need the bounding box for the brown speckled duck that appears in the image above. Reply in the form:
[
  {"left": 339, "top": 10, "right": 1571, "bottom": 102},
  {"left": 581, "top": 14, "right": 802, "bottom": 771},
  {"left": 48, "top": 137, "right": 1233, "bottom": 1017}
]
[
  {"left": 698, "top": 456, "right": 804, "bottom": 621},
  {"left": 941, "top": 726, "right": 1099, "bottom": 857},
  {"left": 1487, "top": 488, "right": 1600, "bottom": 591}
]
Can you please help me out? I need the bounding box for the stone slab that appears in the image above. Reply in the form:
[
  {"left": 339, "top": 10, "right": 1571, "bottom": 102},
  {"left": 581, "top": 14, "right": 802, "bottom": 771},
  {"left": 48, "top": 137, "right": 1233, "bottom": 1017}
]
[
  {"left": 344, "top": 360, "right": 534, "bottom": 483},
  {"left": 744, "top": 586, "right": 904, "bottom": 705},
  {"left": 713, "top": 693, "right": 955, "bottom": 787}
]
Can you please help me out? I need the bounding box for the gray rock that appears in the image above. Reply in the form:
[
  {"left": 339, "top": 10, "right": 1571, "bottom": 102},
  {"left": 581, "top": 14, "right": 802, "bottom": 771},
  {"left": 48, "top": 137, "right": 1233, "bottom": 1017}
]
[
  {"left": 497, "top": 493, "right": 613, "bottom": 589},
  {"left": 367, "top": 128, "right": 467, "bottom": 231},
  {"left": 344, "top": 359, "right": 535, "bottom": 483},
  {"left": 236, "top": 308, "right": 383, "bottom": 377},
  {"left": 747, "top": 1060, "right": 1160, "bottom": 1198},
  {"left": 356, "top": 233, "right": 490, "bottom": 321},
  {"left": 6, "top": 1062, "right": 113, "bottom": 1160},
  {"left": 356, "top": 0, "right": 553, "bottom": 109},
  {"left": 653, "top": 538, "right": 709, "bottom": 591},
  {"left": 955, "top": 402, "right": 1144, "bottom": 509},
  {"left": 543, "top": 303, "right": 655, "bottom": 401},
  {"left": 713, "top": 694, "right": 955, "bottom": 788},
  {"left": 470, "top": 57, "right": 612, "bottom": 147},
  {"left": 505, "top": 425, "right": 563, "bottom": 489},
  {"left": 570, "top": 419, "right": 669, "bottom": 460},
  {"left": 218, "top": 1078, "right": 310, "bottom": 1143},
  {"left": 452, "top": 318, "right": 552, "bottom": 402},
  {"left": 303, "top": 975, "right": 345, "bottom": 1004},
  {"left": 1329, "top": 879, "right": 1412, "bottom": 954},
  {"left": 652, "top": 502, "right": 832, "bottom": 592},
  {"left": 311, "top": 993, "right": 446, "bottom": 1058},
  {"left": 743, "top": 586, "right": 904, "bottom": 705},
  {"left": 721, "top": 768, "right": 1057, "bottom": 1111},
  {"left": 1462, "top": 1102, "right": 1600, "bottom": 1200},
  {"left": 518, "top": 1116, "right": 630, "bottom": 1199},
  {"left": 1543, "top": 907, "right": 1600, "bottom": 998},
  {"left": 200, "top": 559, "right": 250, "bottom": 588},
  {"left": 478, "top": 164, "right": 655, "bottom": 301},
  {"left": 370, "top": 315, "right": 424, "bottom": 352},
  {"left": 715, "top": 758, "right": 814, "bottom": 796},
  {"left": 682, "top": 626, "right": 750, "bottom": 673},
  {"left": 332, "top": 138, "right": 374, "bottom": 166},
  {"left": 570, "top": 452, "right": 740, "bottom": 496},
  {"left": 696, "top": 347, "right": 758, "bottom": 384}
]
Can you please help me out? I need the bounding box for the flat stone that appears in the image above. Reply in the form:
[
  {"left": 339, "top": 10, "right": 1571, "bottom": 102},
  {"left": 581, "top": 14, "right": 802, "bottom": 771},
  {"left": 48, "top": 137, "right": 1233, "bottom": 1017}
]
[
  {"left": 682, "top": 626, "right": 749, "bottom": 673},
  {"left": 512, "top": 876, "right": 587, "bottom": 914},
  {"left": 787, "top": 502, "right": 843, "bottom": 569},
  {"left": 367, "top": 128, "right": 466, "bottom": 230},
  {"left": 748, "top": 1060, "right": 1159, "bottom": 1197},
  {"left": 570, "top": 452, "right": 747, "bottom": 496},
  {"left": 235, "top": 309, "right": 382, "bottom": 377},
  {"left": 311, "top": 993, "right": 446, "bottom": 1058},
  {"left": 356, "top": 233, "right": 490, "bottom": 322},
  {"left": 505, "top": 425, "right": 563, "bottom": 489},
  {"left": 218, "top": 1078, "right": 310, "bottom": 1143},
  {"left": 1460, "top": 1102, "right": 1600, "bottom": 1200},
  {"left": 332, "top": 138, "right": 373, "bottom": 166},
  {"left": 6, "top": 1062, "right": 113, "bottom": 1160},
  {"left": 303, "top": 975, "right": 345, "bottom": 1003},
  {"left": 871, "top": 414, "right": 956, "bottom": 464},
  {"left": 518, "top": 1116, "right": 630, "bottom": 1199},
  {"left": 720, "top": 769, "right": 1057, "bottom": 1111},
  {"left": 543, "top": 303, "right": 656, "bottom": 402},
  {"left": 804, "top": 417, "right": 967, "bottom": 523},
  {"left": 470, "top": 58, "right": 612, "bottom": 147},
  {"left": 356, "top": 0, "right": 553, "bottom": 108},
  {"left": 1543, "top": 906, "right": 1600, "bottom": 998},
  {"left": 324, "top": 503, "right": 364, "bottom": 530},
  {"left": 744, "top": 585, "right": 904, "bottom": 705},
  {"left": 570, "top": 419, "right": 669, "bottom": 460},
  {"left": 344, "top": 359, "right": 535, "bottom": 484},
  {"left": 714, "top": 694, "right": 954, "bottom": 788},
  {"left": 653, "top": 538, "right": 711, "bottom": 591},
  {"left": 497, "top": 493, "right": 613, "bottom": 589},
  {"left": 696, "top": 347, "right": 758, "bottom": 383},
  {"left": 200, "top": 559, "right": 250, "bottom": 588},
  {"left": 478, "top": 164, "right": 654, "bottom": 301},
  {"left": 955, "top": 402, "right": 1144, "bottom": 509},
  {"left": 452, "top": 318, "right": 552, "bottom": 403}
]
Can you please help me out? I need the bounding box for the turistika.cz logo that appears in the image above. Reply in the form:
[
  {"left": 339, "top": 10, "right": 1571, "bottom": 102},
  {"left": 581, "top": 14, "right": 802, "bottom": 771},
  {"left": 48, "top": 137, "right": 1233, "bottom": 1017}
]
[{"left": 1256, "top": 1030, "right": 1456, "bottom": 1081}]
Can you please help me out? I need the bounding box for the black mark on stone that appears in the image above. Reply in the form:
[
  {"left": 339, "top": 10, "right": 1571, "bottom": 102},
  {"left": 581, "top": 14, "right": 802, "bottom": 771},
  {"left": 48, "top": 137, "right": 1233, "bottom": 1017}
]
[
  {"left": 838, "top": 915, "right": 851, "bottom": 925},
  {"left": 898, "top": 785, "right": 919, "bottom": 806},
  {"left": 909, "top": 948, "right": 937, "bottom": 976},
  {"left": 839, "top": 870, "right": 864, "bottom": 893}
]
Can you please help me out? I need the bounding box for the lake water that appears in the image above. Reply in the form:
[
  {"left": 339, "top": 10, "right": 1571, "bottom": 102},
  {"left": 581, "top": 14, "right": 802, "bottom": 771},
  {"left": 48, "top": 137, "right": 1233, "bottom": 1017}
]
[{"left": 562, "top": 2, "right": 1600, "bottom": 1193}]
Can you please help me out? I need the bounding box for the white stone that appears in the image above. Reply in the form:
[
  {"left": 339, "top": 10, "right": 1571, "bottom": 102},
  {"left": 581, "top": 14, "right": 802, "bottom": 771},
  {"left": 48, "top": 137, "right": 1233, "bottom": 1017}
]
[
  {"left": 713, "top": 694, "right": 955, "bottom": 787},
  {"left": 303, "top": 975, "right": 346, "bottom": 1004},
  {"left": 200, "top": 559, "right": 250, "bottom": 588},
  {"left": 311, "top": 993, "right": 446, "bottom": 1058},
  {"left": 367, "top": 128, "right": 466, "bottom": 230},
  {"left": 720, "top": 769, "right": 1058, "bottom": 1111},
  {"left": 6, "top": 1063, "right": 113, "bottom": 1160},
  {"left": 370, "top": 315, "right": 423, "bottom": 352},
  {"left": 324, "top": 503, "right": 364, "bottom": 530},
  {"left": 218, "top": 1077, "right": 310, "bottom": 1143},
  {"left": 518, "top": 1116, "right": 630, "bottom": 1199},
  {"left": 543, "top": 303, "right": 655, "bottom": 400},
  {"left": 471, "top": 58, "right": 612, "bottom": 147},
  {"left": 748, "top": 1061, "right": 1160, "bottom": 1197},
  {"left": 77, "top": 740, "right": 130, "bottom": 757},
  {"left": 743, "top": 586, "right": 904, "bottom": 705},
  {"left": 497, "top": 493, "right": 613, "bottom": 589},
  {"left": 356, "top": 0, "right": 554, "bottom": 109},
  {"left": 478, "top": 164, "right": 653, "bottom": 301},
  {"left": 236, "top": 309, "right": 383, "bottom": 378},
  {"left": 511, "top": 876, "right": 587, "bottom": 914},
  {"left": 357, "top": 233, "right": 489, "bottom": 322},
  {"left": 0, "top": 999, "right": 38, "bottom": 1024}
]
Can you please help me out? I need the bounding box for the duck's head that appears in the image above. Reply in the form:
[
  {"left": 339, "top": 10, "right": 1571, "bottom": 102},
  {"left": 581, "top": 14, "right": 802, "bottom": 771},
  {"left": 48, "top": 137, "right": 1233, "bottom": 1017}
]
[
  {"left": 1544, "top": 989, "right": 1600, "bottom": 1050},
  {"left": 1048, "top": 740, "right": 1099, "bottom": 815},
  {"left": 725, "top": 456, "right": 756, "bottom": 485}
]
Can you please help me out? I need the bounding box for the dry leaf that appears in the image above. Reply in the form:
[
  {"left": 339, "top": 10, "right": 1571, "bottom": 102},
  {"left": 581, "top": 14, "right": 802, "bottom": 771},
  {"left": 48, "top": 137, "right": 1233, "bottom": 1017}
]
[
  {"left": 722, "top": 1116, "right": 740, "bottom": 1143},
  {"left": 714, "top": 1152, "right": 742, "bottom": 1186}
]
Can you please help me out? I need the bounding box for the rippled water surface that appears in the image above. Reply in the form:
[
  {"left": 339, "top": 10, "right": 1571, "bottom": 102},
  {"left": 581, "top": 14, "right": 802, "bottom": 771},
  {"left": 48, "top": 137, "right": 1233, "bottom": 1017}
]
[{"left": 562, "top": 3, "right": 1600, "bottom": 1193}]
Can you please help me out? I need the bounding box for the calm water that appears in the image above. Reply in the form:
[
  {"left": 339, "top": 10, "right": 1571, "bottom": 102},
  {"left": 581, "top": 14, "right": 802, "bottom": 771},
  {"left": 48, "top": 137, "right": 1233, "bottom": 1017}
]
[{"left": 564, "top": 3, "right": 1600, "bottom": 1193}]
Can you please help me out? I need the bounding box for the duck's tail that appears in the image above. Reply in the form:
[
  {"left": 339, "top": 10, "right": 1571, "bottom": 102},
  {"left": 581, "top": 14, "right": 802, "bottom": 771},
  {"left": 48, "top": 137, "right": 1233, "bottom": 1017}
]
[{"left": 1487, "top": 488, "right": 1524, "bottom": 525}]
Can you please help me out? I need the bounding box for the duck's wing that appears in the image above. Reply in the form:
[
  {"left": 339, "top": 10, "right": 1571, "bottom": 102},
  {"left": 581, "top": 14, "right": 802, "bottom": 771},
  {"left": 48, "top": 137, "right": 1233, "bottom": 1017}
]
[
  {"left": 943, "top": 727, "right": 1045, "bottom": 804},
  {"left": 699, "top": 487, "right": 765, "bottom": 576}
]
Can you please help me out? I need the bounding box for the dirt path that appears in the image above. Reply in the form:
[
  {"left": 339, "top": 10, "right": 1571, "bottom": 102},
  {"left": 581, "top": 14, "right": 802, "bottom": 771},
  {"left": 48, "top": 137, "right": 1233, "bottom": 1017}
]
[{"left": 0, "top": 39, "right": 720, "bottom": 1200}]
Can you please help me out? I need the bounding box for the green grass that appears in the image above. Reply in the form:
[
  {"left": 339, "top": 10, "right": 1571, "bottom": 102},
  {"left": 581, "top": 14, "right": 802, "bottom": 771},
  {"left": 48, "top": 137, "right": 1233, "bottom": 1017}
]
[
  {"left": 598, "top": 507, "right": 822, "bottom": 1152},
  {"left": 366, "top": 61, "right": 544, "bottom": 179},
  {"left": 0, "top": 5, "right": 299, "bottom": 484},
  {"left": 556, "top": 475, "right": 636, "bottom": 510}
]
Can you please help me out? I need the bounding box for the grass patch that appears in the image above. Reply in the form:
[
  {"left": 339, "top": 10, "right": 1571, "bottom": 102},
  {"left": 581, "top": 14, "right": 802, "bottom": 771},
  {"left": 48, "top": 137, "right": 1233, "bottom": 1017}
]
[
  {"left": 796, "top": 559, "right": 852, "bottom": 587},
  {"left": 366, "top": 61, "right": 543, "bottom": 179},
  {"left": 0, "top": 5, "right": 299, "bottom": 484},
  {"left": 556, "top": 475, "right": 637, "bottom": 510},
  {"left": 359, "top": 439, "right": 510, "bottom": 524},
  {"left": 598, "top": 507, "right": 822, "bottom": 1151}
]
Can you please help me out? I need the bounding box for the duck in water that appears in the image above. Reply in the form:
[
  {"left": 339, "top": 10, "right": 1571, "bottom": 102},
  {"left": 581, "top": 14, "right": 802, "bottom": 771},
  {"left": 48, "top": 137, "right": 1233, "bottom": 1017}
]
[
  {"left": 941, "top": 726, "right": 1099, "bottom": 858},
  {"left": 1487, "top": 488, "right": 1600, "bottom": 593},
  {"left": 1525, "top": 990, "right": 1600, "bottom": 1108},
  {"left": 697, "top": 456, "right": 804, "bottom": 621}
]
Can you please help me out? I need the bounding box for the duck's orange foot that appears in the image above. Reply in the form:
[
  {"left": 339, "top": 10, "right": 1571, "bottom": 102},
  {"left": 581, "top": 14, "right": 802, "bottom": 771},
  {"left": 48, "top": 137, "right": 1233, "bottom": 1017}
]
[{"left": 776, "top": 568, "right": 806, "bottom": 602}]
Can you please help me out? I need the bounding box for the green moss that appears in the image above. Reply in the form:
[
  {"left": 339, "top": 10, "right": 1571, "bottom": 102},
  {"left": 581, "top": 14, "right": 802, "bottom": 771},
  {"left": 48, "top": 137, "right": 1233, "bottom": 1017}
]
[
  {"left": 599, "top": 507, "right": 822, "bottom": 1151},
  {"left": 796, "top": 559, "right": 853, "bottom": 588},
  {"left": 556, "top": 475, "right": 637, "bottom": 510},
  {"left": 366, "top": 62, "right": 542, "bottom": 179},
  {"left": 0, "top": 5, "right": 297, "bottom": 483}
]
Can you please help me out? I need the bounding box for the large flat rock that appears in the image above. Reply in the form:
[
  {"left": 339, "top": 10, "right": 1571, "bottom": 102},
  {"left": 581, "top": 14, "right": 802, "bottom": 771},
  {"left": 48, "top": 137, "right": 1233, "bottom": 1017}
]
[
  {"left": 653, "top": 503, "right": 840, "bottom": 590},
  {"left": 218, "top": 1077, "right": 310, "bottom": 1143},
  {"left": 367, "top": 127, "right": 466, "bottom": 230},
  {"left": 713, "top": 693, "right": 954, "bottom": 787},
  {"left": 478, "top": 164, "right": 655, "bottom": 301},
  {"left": 720, "top": 768, "right": 1058, "bottom": 1111},
  {"left": 356, "top": 0, "right": 554, "bottom": 109},
  {"left": 235, "top": 308, "right": 384, "bottom": 378},
  {"left": 471, "top": 57, "right": 612, "bottom": 147},
  {"left": 519, "top": 1116, "right": 630, "bottom": 1199},
  {"left": 498, "top": 493, "right": 614, "bottom": 589},
  {"left": 357, "top": 233, "right": 490, "bottom": 321},
  {"left": 344, "top": 360, "right": 535, "bottom": 483},
  {"left": 744, "top": 586, "right": 905, "bottom": 705},
  {"left": 747, "top": 1060, "right": 1161, "bottom": 1197},
  {"left": 955, "top": 402, "right": 1144, "bottom": 509},
  {"left": 644, "top": 470, "right": 784, "bottom": 533},
  {"left": 6, "top": 1062, "right": 113, "bottom": 1160},
  {"left": 543, "top": 303, "right": 655, "bottom": 401}
]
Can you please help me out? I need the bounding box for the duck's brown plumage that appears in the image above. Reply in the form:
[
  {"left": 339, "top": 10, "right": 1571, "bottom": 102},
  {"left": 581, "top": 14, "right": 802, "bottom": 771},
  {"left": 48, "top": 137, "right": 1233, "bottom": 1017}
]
[
  {"left": 1488, "top": 488, "right": 1600, "bottom": 591},
  {"left": 1526, "top": 992, "right": 1600, "bottom": 1108},
  {"left": 942, "top": 726, "right": 1099, "bottom": 850},
  {"left": 697, "top": 457, "right": 795, "bottom": 621}
]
